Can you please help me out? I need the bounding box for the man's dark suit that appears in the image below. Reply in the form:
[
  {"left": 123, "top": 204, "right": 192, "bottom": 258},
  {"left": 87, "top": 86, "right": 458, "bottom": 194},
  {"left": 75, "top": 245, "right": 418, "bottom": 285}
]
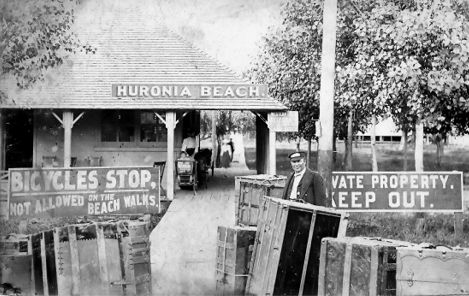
[{"left": 282, "top": 168, "right": 327, "bottom": 206}]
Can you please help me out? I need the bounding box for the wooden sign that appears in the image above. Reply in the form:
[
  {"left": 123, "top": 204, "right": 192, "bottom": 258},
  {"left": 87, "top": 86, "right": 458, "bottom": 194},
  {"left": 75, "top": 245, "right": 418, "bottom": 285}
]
[
  {"left": 332, "top": 171, "right": 463, "bottom": 212},
  {"left": 267, "top": 111, "right": 299, "bottom": 132},
  {"left": 8, "top": 167, "right": 160, "bottom": 218},
  {"left": 112, "top": 84, "right": 268, "bottom": 98}
]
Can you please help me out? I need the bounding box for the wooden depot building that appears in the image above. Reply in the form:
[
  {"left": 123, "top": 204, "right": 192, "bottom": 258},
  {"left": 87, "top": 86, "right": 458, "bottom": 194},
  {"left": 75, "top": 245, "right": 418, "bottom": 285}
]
[{"left": 0, "top": 0, "right": 288, "bottom": 200}]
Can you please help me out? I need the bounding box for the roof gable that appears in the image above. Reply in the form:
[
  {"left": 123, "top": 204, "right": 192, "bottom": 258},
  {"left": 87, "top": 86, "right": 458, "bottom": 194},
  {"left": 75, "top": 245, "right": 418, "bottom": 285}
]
[{"left": 0, "top": 0, "right": 286, "bottom": 111}]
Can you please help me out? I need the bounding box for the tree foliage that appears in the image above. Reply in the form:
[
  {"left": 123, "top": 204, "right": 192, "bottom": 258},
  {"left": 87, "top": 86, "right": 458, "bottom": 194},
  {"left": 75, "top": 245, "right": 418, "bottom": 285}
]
[
  {"left": 251, "top": 0, "right": 469, "bottom": 158},
  {"left": 0, "top": 0, "right": 94, "bottom": 89}
]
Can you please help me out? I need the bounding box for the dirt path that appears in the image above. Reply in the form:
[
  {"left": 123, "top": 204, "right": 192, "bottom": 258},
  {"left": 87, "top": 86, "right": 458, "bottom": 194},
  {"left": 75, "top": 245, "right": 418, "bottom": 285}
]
[{"left": 150, "top": 144, "right": 255, "bottom": 295}]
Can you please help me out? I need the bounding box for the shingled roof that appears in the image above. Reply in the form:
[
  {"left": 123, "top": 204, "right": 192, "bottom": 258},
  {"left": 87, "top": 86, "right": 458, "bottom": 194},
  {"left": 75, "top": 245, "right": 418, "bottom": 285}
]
[{"left": 0, "top": 0, "right": 286, "bottom": 111}]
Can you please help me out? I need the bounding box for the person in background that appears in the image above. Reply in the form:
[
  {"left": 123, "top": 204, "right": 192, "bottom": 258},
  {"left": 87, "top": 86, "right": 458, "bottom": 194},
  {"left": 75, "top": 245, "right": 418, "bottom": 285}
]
[
  {"left": 228, "top": 137, "right": 235, "bottom": 161},
  {"left": 282, "top": 151, "right": 327, "bottom": 206},
  {"left": 181, "top": 131, "right": 198, "bottom": 157}
]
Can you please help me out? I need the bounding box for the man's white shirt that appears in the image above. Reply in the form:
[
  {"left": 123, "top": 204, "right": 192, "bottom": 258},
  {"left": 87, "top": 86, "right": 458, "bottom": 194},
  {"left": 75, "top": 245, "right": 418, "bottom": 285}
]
[{"left": 289, "top": 168, "right": 306, "bottom": 200}]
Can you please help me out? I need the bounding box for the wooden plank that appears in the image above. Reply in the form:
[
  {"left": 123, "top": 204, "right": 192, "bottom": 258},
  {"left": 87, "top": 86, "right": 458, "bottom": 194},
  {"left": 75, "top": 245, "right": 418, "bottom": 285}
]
[
  {"left": 341, "top": 243, "right": 353, "bottom": 295},
  {"left": 265, "top": 204, "right": 288, "bottom": 296},
  {"left": 299, "top": 211, "right": 317, "bottom": 296},
  {"left": 96, "top": 224, "right": 110, "bottom": 294},
  {"left": 28, "top": 235, "right": 36, "bottom": 296},
  {"left": 40, "top": 233, "right": 49, "bottom": 296},
  {"left": 260, "top": 201, "right": 278, "bottom": 294},
  {"left": 68, "top": 226, "right": 81, "bottom": 296},
  {"left": 369, "top": 246, "right": 379, "bottom": 296},
  {"left": 317, "top": 239, "right": 328, "bottom": 296}
]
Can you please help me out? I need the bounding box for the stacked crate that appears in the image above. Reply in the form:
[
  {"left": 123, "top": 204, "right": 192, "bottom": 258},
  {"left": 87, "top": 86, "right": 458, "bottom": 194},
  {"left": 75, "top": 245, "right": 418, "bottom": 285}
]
[
  {"left": 318, "top": 237, "right": 415, "bottom": 296},
  {"left": 396, "top": 246, "right": 469, "bottom": 295},
  {"left": 1, "top": 219, "right": 151, "bottom": 296},
  {"left": 234, "top": 174, "right": 286, "bottom": 227},
  {"left": 246, "top": 196, "right": 348, "bottom": 296},
  {"left": 215, "top": 226, "right": 257, "bottom": 295},
  {"left": 215, "top": 175, "right": 286, "bottom": 295},
  {"left": 0, "top": 234, "right": 33, "bottom": 295}
]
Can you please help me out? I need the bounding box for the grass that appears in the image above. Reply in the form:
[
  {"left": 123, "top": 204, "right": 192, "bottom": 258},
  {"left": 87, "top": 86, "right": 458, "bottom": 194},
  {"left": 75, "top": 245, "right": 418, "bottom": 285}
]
[{"left": 245, "top": 142, "right": 469, "bottom": 247}]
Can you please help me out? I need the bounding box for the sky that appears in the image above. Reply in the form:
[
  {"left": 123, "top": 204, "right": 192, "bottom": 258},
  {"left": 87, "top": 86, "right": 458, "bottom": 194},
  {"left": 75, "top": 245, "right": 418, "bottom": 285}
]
[{"left": 152, "top": 0, "right": 283, "bottom": 74}]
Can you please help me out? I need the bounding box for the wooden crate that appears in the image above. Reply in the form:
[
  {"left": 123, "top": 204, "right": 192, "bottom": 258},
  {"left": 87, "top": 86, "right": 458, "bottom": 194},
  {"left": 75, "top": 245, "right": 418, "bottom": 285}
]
[
  {"left": 216, "top": 226, "right": 257, "bottom": 296},
  {"left": 0, "top": 254, "right": 33, "bottom": 295},
  {"left": 246, "top": 196, "right": 347, "bottom": 296},
  {"left": 318, "top": 237, "right": 415, "bottom": 296},
  {"left": 235, "top": 175, "right": 286, "bottom": 226},
  {"left": 0, "top": 234, "right": 31, "bottom": 256},
  {"left": 396, "top": 246, "right": 469, "bottom": 295},
  {"left": 28, "top": 220, "right": 151, "bottom": 296}
]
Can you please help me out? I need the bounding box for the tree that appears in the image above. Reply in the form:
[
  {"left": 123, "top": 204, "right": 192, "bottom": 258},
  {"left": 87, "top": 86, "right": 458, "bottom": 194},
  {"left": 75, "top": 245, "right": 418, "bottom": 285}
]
[
  {"left": 352, "top": 0, "right": 469, "bottom": 170},
  {"left": 250, "top": 0, "right": 383, "bottom": 170},
  {"left": 1, "top": 0, "right": 94, "bottom": 89}
]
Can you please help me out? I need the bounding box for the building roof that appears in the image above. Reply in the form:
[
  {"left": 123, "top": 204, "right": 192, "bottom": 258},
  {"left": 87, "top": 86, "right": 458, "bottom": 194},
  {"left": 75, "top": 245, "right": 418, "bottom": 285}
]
[{"left": 0, "top": 0, "right": 286, "bottom": 111}]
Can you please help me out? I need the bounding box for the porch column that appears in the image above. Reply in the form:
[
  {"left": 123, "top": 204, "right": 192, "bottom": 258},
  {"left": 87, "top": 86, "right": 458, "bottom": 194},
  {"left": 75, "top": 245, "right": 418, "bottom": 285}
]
[
  {"left": 0, "top": 110, "right": 4, "bottom": 170},
  {"left": 268, "top": 128, "right": 276, "bottom": 175},
  {"left": 166, "top": 111, "right": 176, "bottom": 200},
  {"left": 63, "top": 111, "right": 74, "bottom": 168}
]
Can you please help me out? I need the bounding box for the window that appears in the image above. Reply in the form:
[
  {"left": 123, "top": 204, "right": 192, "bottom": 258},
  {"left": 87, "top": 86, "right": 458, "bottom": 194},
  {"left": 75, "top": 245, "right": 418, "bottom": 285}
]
[
  {"left": 101, "top": 110, "right": 135, "bottom": 142},
  {"left": 101, "top": 110, "right": 166, "bottom": 144},
  {"left": 140, "top": 112, "right": 167, "bottom": 142}
]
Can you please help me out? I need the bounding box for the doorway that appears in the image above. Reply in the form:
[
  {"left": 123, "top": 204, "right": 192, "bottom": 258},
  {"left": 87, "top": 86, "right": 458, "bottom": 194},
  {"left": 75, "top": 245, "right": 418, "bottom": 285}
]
[{"left": 4, "top": 110, "right": 33, "bottom": 169}]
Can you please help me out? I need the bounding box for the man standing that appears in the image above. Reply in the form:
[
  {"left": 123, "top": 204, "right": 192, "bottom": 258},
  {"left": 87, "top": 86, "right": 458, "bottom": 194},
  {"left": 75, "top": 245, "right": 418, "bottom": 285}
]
[{"left": 282, "top": 151, "right": 327, "bottom": 206}]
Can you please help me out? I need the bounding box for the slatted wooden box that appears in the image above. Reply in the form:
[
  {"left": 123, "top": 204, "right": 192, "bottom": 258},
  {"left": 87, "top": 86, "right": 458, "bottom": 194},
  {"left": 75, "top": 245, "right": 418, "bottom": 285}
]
[
  {"left": 246, "top": 196, "right": 347, "bottom": 296},
  {"left": 235, "top": 175, "right": 286, "bottom": 226},
  {"left": 396, "top": 246, "right": 469, "bottom": 295},
  {"left": 28, "top": 220, "right": 151, "bottom": 296},
  {"left": 318, "top": 237, "right": 415, "bottom": 296},
  {"left": 0, "top": 235, "right": 33, "bottom": 295},
  {"left": 216, "top": 226, "right": 257, "bottom": 296}
]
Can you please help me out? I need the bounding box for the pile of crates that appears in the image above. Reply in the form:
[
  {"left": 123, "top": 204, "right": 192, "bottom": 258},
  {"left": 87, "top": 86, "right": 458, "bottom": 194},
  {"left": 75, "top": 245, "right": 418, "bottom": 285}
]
[
  {"left": 216, "top": 174, "right": 348, "bottom": 296},
  {"left": 0, "top": 220, "right": 152, "bottom": 296},
  {"left": 217, "top": 174, "right": 469, "bottom": 296}
]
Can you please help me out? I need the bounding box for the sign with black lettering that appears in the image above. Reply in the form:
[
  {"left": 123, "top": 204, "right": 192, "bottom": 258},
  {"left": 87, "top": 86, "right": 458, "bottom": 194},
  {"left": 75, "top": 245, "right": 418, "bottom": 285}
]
[
  {"left": 8, "top": 167, "right": 160, "bottom": 218},
  {"left": 332, "top": 172, "right": 463, "bottom": 212},
  {"left": 268, "top": 111, "right": 299, "bottom": 132}
]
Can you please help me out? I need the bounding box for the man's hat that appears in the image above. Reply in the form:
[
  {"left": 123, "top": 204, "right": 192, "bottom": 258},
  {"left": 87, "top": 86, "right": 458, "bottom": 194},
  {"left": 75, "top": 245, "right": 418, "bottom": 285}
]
[{"left": 288, "top": 151, "right": 306, "bottom": 160}]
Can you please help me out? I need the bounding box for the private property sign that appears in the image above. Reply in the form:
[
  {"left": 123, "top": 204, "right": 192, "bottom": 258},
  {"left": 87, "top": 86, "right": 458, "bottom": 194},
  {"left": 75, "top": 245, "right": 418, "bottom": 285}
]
[
  {"left": 331, "top": 172, "right": 463, "bottom": 212},
  {"left": 8, "top": 167, "right": 160, "bottom": 218}
]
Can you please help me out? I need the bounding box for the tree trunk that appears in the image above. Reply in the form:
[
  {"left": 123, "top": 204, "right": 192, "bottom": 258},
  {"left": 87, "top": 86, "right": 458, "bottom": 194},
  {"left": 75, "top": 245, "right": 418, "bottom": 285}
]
[
  {"left": 296, "top": 136, "right": 301, "bottom": 151},
  {"left": 399, "top": 130, "right": 405, "bottom": 151},
  {"left": 414, "top": 121, "right": 425, "bottom": 231},
  {"left": 403, "top": 131, "right": 408, "bottom": 171},
  {"left": 435, "top": 134, "right": 444, "bottom": 169},
  {"left": 371, "top": 114, "right": 378, "bottom": 172},
  {"left": 345, "top": 110, "right": 353, "bottom": 171},
  {"left": 307, "top": 138, "right": 312, "bottom": 169},
  {"left": 415, "top": 121, "right": 424, "bottom": 172}
]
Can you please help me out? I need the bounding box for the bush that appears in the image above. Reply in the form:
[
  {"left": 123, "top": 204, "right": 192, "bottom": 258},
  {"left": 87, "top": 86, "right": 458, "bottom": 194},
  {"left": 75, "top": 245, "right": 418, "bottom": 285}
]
[{"left": 347, "top": 213, "right": 469, "bottom": 247}]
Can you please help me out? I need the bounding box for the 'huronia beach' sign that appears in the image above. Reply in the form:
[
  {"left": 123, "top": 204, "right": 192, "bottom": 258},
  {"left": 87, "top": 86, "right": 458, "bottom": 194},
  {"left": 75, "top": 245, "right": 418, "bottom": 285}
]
[{"left": 111, "top": 84, "right": 268, "bottom": 98}]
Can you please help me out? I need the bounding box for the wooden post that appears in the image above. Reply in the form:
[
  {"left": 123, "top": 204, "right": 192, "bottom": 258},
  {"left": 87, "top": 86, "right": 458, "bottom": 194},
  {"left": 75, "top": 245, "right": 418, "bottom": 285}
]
[
  {"left": 0, "top": 110, "right": 5, "bottom": 170},
  {"left": 211, "top": 111, "right": 217, "bottom": 175},
  {"left": 268, "top": 127, "right": 276, "bottom": 175},
  {"left": 166, "top": 111, "right": 176, "bottom": 200},
  {"left": 454, "top": 212, "right": 463, "bottom": 240},
  {"left": 318, "top": 0, "right": 338, "bottom": 206},
  {"left": 68, "top": 226, "right": 81, "bottom": 296},
  {"left": 40, "top": 233, "right": 49, "bottom": 296},
  {"left": 63, "top": 111, "right": 74, "bottom": 168},
  {"left": 96, "top": 224, "right": 110, "bottom": 294}
]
